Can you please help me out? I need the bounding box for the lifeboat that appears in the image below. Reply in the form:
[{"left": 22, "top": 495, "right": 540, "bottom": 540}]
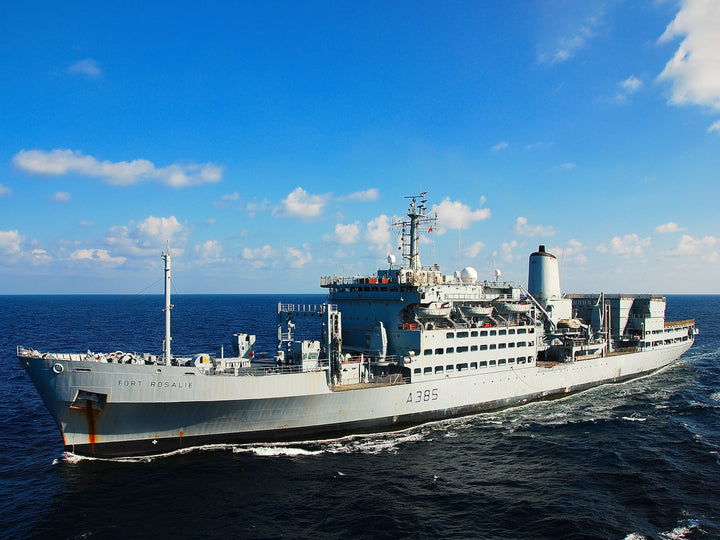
[
  {"left": 458, "top": 304, "right": 494, "bottom": 318},
  {"left": 495, "top": 301, "right": 532, "bottom": 314},
  {"left": 414, "top": 301, "right": 452, "bottom": 318}
]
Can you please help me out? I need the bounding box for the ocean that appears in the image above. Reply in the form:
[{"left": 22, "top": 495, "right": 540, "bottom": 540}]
[{"left": 1, "top": 294, "right": 718, "bottom": 539}]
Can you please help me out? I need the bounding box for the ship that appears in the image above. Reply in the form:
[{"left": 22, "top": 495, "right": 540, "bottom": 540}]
[{"left": 17, "top": 193, "right": 697, "bottom": 458}]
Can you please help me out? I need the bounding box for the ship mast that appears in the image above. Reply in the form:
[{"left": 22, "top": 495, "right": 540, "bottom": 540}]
[
  {"left": 162, "top": 243, "right": 173, "bottom": 365},
  {"left": 394, "top": 192, "right": 436, "bottom": 271}
]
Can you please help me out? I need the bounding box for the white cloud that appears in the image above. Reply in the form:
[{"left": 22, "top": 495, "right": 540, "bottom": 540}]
[
  {"left": 287, "top": 246, "right": 312, "bottom": 268},
  {"left": 496, "top": 240, "right": 519, "bottom": 263},
  {"left": 0, "top": 183, "right": 11, "bottom": 197},
  {"left": 331, "top": 223, "right": 360, "bottom": 244},
  {"left": 49, "top": 191, "right": 71, "bottom": 202},
  {"left": 274, "top": 187, "right": 330, "bottom": 218},
  {"left": 708, "top": 120, "right": 720, "bottom": 133},
  {"left": 30, "top": 249, "right": 51, "bottom": 265},
  {"left": 340, "top": 189, "right": 379, "bottom": 201},
  {"left": 465, "top": 241, "right": 485, "bottom": 258},
  {"left": 105, "top": 216, "right": 188, "bottom": 257},
  {"left": 366, "top": 214, "right": 393, "bottom": 254},
  {"left": 0, "top": 230, "right": 22, "bottom": 255},
  {"left": 665, "top": 233, "right": 717, "bottom": 257},
  {"left": 597, "top": 234, "right": 651, "bottom": 255},
  {"left": 655, "top": 221, "right": 686, "bottom": 233},
  {"left": 491, "top": 141, "right": 509, "bottom": 152},
  {"left": 242, "top": 245, "right": 277, "bottom": 269},
  {"left": 69, "top": 248, "right": 126, "bottom": 266},
  {"left": 13, "top": 149, "right": 222, "bottom": 188},
  {"left": 193, "top": 240, "right": 223, "bottom": 261},
  {"left": 222, "top": 192, "right": 240, "bottom": 201},
  {"left": 245, "top": 199, "right": 269, "bottom": 217},
  {"left": 514, "top": 216, "right": 557, "bottom": 237},
  {"left": 539, "top": 17, "right": 599, "bottom": 64},
  {"left": 67, "top": 58, "right": 101, "bottom": 78},
  {"left": 548, "top": 239, "right": 586, "bottom": 264},
  {"left": 557, "top": 163, "right": 576, "bottom": 170},
  {"left": 621, "top": 75, "right": 643, "bottom": 93},
  {"left": 433, "top": 198, "right": 491, "bottom": 234},
  {"left": 658, "top": 0, "right": 720, "bottom": 111}
]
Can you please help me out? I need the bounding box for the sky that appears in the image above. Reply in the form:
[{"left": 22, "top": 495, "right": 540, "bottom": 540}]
[{"left": 1, "top": 0, "right": 719, "bottom": 295}]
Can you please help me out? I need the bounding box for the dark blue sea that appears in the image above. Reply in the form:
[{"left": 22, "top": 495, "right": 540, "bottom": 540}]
[{"left": 1, "top": 294, "right": 718, "bottom": 539}]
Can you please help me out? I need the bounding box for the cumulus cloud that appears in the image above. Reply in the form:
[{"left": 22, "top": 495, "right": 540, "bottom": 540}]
[
  {"left": 67, "top": 58, "right": 101, "bottom": 78},
  {"left": 70, "top": 248, "right": 126, "bottom": 266},
  {"left": 0, "top": 230, "right": 22, "bottom": 255},
  {"left": 621, "top": 75, "right": 643, "bottom": 93},
  {"left": 49, "top": 191, "right": 71, "bottom": 202},
  {"left": 658, "top": 0, "right": 720, "bottom": 112},
  {"left": 464, "top": 241, "right": 485, "bottom": 258},
  {"left": 329, "top": 223, "right": 360, "bottom": 244},
  {"left": 193, "top": 240, "right": 223, "bottom": 262},
  {"left": 656, "top": 221, "right": 686, "bottom": 233},
  {"left": 665, "top": 233, "right": 717, "bottom": 257},
  {"left": 597, "top": 234, "right": 651, "bottom": 255},
  {"left": 13, "top": 149, "right": 222, "bottom": 188},
  {"left": 105, "top": 215, "right": 188, "bottom": 257},
  {"left": 365, "top": 214, "right": 393, "bottom": 254},
  {"left": 287, "top": 246, "right": 312, "bottom": 268},
  {"left": 514, "top": 216, "right": 557, "bottom": 237},
  {"left": 496, "top": 240, "right": 519, "bottom": 263},
  {"left": 548, "top": 239, "right": 586, "bottom": 264},
  {"left": 708, "top": 120, "right": 720, "bottom": 133},
  {"left": 433, "top": 198, "right": 491, "bottom": 234},
  {"left": 274, "top": 187, "right": 330, "bottom": 218},
  {"left": 242, "top": 245, "right": 278, "bottom": 269},
  {"left": 0, "top": 183, "right": 11, "bottom": 197}
]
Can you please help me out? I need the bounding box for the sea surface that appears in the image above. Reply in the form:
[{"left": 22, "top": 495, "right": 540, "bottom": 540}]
[{"left": 1, "top": 294, "right": 718, "bottom": 539}]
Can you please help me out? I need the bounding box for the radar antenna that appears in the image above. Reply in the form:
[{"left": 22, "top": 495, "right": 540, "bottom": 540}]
[{"left": 393, "top": 192, "right": 437, "bottom": 271}]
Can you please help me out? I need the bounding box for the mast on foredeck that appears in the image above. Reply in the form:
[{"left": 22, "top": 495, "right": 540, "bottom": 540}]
[
  {"left": 394, "top": 192, "right": 436, "bottom": 271},
  {"left": 162, "top": 243, "right": 173, "bottom": 365}
]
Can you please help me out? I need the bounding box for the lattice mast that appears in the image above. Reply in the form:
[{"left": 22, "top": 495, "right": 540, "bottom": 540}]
[{"left": 394, "top": 192, "right": 436, "bottom": 271}]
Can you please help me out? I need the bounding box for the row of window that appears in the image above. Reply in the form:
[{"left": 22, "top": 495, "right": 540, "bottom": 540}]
[
  {"left": 444, "top": 328, "right": 534, "bottom": 339},
  {"left": 424, "top": 341, "right": 533, "bottom": 355},
  {"left": 412, "top": 356, "right": 535, "bottom": 375},
  {"left": 646, "top": 336, "right": 689, "bottom": 347}
]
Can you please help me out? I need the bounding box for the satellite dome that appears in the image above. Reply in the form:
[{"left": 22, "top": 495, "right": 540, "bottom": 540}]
[
  {"left": 387, "top": 254, "right": 396, "bottom": 265},
  {"left": 460, "top": 267, "right": 479, "bottom": 283}
]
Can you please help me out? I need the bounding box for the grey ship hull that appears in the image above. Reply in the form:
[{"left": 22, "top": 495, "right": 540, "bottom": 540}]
[{"left": 21, "top": 340, "right": 691, "bottom": 458}]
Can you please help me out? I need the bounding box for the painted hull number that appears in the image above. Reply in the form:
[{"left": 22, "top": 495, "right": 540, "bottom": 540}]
[{"left": 407, "top": 388, "right": 438, "bottom": 404}]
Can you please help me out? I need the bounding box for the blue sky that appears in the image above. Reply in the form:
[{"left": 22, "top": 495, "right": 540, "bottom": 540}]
[{"left": 1, "top": 0, "right": 718, "bottom": 294}]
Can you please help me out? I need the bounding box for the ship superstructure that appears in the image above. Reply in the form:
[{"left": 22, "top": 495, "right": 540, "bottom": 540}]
[{"left": 17, "top": 194, "right": 696, "bottom": 458}]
